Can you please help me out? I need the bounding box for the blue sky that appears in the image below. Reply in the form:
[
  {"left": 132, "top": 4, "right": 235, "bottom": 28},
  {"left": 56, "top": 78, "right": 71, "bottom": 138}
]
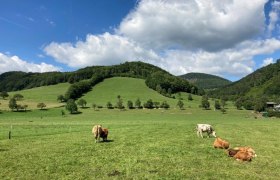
[{"left": 0, "top": 0, "right": 280, "bottom": 81}]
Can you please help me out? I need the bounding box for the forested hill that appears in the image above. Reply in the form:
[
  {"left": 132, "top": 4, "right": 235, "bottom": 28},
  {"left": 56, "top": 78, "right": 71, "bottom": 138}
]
[
  {"left": 0, "top": 61, "right": 202, "bottom": 99},
  {"left": 179, "top": 73, "right": 231, "bottom": 89},
  {"left": 208, "top": 59, "right": 280, "bottom": 100}
]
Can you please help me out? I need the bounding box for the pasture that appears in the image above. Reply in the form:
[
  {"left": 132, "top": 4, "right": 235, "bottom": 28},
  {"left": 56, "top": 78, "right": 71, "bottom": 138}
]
[
  {"left": 0, "top": 77, "right": 279, "bottom": 179},
  {"left": 0, "top": 107, "right": 279, "bottom": 179}
]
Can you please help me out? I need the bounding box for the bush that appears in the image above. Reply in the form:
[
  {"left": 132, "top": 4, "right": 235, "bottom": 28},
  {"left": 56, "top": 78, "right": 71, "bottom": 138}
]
[{"left": 267, "top": 110, "right": 280, "bottom": 118}]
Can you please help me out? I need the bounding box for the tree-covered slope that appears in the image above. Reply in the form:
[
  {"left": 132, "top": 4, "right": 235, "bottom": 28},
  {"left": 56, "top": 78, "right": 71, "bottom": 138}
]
[
  {"left": 179, "top": 73, "right": 231, "bottom": 89},
  {"left": 208, "top": 59, "right": 280, "bottom": 99}
]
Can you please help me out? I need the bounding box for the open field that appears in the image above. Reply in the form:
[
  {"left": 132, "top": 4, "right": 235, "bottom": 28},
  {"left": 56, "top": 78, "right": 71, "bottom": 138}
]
[
  {"left": 0, "top": 77, "right": 279, "bottom": 179},
  {"left": 0, "top": 107, "right": 279, "bottom": 179}
]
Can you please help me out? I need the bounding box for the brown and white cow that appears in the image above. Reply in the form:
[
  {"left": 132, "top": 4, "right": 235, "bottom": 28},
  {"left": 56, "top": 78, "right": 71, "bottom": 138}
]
[
  {"left": 92, "top": 125, "right": 109, "bottom": 143},
  {"left": 213, "top": 137, "right": 230, "bottom": 149},
  {"left": 196, "top": 124, "right": 216, "bottom": 138}
]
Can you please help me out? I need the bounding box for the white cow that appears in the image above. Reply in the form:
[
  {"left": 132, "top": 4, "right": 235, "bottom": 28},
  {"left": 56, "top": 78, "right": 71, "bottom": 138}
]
[{"left": 196, "top": 124, "right": 216, "bottom": 138}]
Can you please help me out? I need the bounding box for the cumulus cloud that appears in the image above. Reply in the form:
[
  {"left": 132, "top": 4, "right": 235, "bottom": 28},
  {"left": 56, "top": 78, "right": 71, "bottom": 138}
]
[
  {"left": 267, "top": 1, "right": 280, "bottom": 35},
  {"left": 161, "top": 38, "right": 280, "bottom": 78},
  {"left": 43, "top": 0, "right": 280, "bottom": 81},
  {"left": 44, "top": 32, "right": 161, "bottom": 68},
  {"left": 0, "top": 53, "right": 61, "bottom": 74},
  {"left": 118, "top": 0, "right": 267, "bottom": 51},
  {"left": 261, "top": 57, "right": 274, "bottom": 67}
]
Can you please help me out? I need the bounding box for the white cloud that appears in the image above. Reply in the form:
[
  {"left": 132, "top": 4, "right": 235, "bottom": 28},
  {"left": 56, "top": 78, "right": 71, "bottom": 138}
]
[
  {"left": 261, "top": 57, "right": 274, "bottom": 67},
  {"left": 118, "top": 0, "right": 267, "bottom": 51},
  {"left": 0, "top": 53, "right": 61, "bottom": 74},
  {"left": 44, "top": 32, "right": 161, "bottom": 68},
  {"left": 267, "top": 1, "right": 280, "bottom": 35},
  {"left": 161, "top": 38, "right": 280, "bottom": 78},
  {"left": 43, "top": 0, "right": 280, "bottom": 81}
]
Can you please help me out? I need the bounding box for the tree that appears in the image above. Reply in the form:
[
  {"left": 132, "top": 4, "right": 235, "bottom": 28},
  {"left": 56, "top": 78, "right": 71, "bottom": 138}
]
[
  {"left": 154, "top": 102, "right": 160, "bottom": 109},
  {"left": 106, "top": 101, "right": 113, "bottom": 109},
  {"left": 13, "top": 94, "right": 24, "bottom": 101},
  {"left": 57, "top": 95, "right": 66, "bottom": 102},
  {"left": 201, "top": 95, "right": 210, "bottom": 109},
  {"left": 156, "top": 85, "right": 162, "bottom": 94},
  {"left": 92, "top": 103, "right": 97, "bottom": 110},
  {"left": 221, "top": 99, "right": 227, "bottom": 108},
  {"left": 144, "top": 99, "right": 154, "bottom": 109},
  {"left": 214, "top": 100, "right": 221, "bottom": 110},
  {"left": 177, "top": 100, "right": 184, "bottom": 110},
  {"left": 188, "top": 94, "right": 193, "bottom": 101},
  {"left": 65, "top": 99, "right": 78, "bottom": 114},
  {"left": 77, "top": 98, "right": 87, "bottom": 108},
  {"left": 254, "top": 98, "right": 266, "bottom": 112},
  {"left": 235, "top": 98, "right": 243, "bottom": 110},
  {"left": 167, "top": 88, "right": 172, "bottom": 97},
  {"left": 0, "top": 91, "right": 9, "bottom": 99},
  {"left": 116, "top": 95, "right": 124, "bottom": 109},
  {"left": 135, "top": 98, "right": 142, "bottom": 109},
  {"left": 9, "top": 98, "right": 17, "bottom": 111},
  {"left": 160, "top": 101, "right": 170, "bottom": 109},
  {"left": 127, "top": 100, "right": 133, "bottom": 109},
  {"left": 37, "top": 103, "right": 46, "bottom": 110}
]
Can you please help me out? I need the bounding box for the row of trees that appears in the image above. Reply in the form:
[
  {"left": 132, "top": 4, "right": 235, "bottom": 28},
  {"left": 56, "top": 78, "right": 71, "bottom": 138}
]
[{"left": 64, "top": 96, "right": 188, "bottom": 114}]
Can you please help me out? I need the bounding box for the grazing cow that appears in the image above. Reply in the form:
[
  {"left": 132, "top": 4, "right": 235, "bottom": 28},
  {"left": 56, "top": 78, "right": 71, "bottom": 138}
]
[
  {"left": 213, "top": 137, "right": 230, "bottom": 149},
  {"left": 196, "top": 124, "right": 216, "bottom": 138},
  {"left": 92, "top": 125, "right": 109, "bottom": 143}
]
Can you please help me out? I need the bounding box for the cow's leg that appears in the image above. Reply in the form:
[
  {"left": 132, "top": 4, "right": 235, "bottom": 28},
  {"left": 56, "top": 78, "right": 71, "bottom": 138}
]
[
  {"left": 199, "top": 130, "right": 203, "bottom": 138},
  {"left": 207, "top": 132, "right": 210, "bottom": 138}
]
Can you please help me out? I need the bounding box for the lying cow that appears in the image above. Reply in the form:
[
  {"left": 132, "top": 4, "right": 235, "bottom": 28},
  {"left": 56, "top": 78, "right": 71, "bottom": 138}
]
[
  {"left": 227, "top": 146, "right": 257, "bottom": 161},
  {"left": 213, "top": 137, "right": 230, "bottom": 149},
  {"left": 92, "top": 125, "right": 109, "bottom": 143},
  {"left": 196, "top": 124, "right": 216, "bottom": 138}
]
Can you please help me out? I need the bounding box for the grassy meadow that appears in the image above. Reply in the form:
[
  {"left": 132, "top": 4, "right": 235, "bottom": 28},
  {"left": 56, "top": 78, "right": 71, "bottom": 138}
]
[{"left": 0, "top": 77, "right": 280, "bottom": 179}]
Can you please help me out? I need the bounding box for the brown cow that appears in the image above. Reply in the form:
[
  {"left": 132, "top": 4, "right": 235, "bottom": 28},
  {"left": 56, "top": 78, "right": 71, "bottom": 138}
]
[
  {"left": 213, "top": 137, "right": 230, "bottom": 149},
  {"left": 227, "top": 146, "right": 257, "bottom": 161},
  {"left": 233, "top": 151, "right": 253, "bottom": 161},
  {"left": 92, "top": 125, "right": 109, "bottom": 143},
  {"left": 233, "top": 147, "right": 257, "bottom": 157}
]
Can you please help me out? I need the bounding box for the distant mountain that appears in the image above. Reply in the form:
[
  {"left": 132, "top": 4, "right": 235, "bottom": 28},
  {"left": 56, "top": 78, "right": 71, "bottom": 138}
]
[
  {"left": 179, "top": 73, "right": 231, "bottom": 90},
  {"left": 208, "top": 59, "right": 280, "bottom": 99}
]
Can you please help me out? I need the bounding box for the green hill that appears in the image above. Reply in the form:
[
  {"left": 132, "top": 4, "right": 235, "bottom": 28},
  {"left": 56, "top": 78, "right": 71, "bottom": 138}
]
[
  {"left": 81, "top": 77, "right": 197, "bottom": 108},
  {"left": 208, "top": 59, "right": 280, "bottom": 100},
  {"left": 1, "top": 77, "right": 204, "bottom": 110},
  {"left": 179, "top": 73, "right": 231, "bottom": 89},
  {"left": 1, "top": 83, "right": 70, "bottom": 110},
  {"left": 0, "top": 61, "right": 199, "bottom": 100}
]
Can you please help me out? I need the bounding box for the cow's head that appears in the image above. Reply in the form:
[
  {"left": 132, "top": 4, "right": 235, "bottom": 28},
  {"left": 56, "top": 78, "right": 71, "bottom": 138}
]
[{"left": 212, "top": 131, "right": 217, "bottom": 137}]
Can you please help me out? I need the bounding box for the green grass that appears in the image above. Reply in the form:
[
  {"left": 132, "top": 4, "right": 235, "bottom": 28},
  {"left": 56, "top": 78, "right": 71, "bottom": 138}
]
[
  {"left": 0, "top": 77, "right": 279, "bottom": 179},
  {"left": 1, "top": 83, "right": 70, "bottom": 110},
  {"left": 0, "top": 107, "right": 279, "bottom": 179},
  {"left": 81, "top": 77, "right": 206, "bottom": 108}
]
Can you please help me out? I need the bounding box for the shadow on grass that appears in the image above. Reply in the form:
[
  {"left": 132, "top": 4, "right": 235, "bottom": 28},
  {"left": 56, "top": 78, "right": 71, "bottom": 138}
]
[
  {"left": 39, "top": 109, "right": 49, "bottom": 111},
  {"left": 70, "top": 111, "right": 82, "bottom": 115},
  {"left": 100, "top": 139, "right": 114, "bottom": 143}
]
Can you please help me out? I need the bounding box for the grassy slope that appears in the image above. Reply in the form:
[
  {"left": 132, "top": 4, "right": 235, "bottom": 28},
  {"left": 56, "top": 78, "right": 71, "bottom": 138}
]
[
  {"left": 0, "top": 83, "right": 70, "bottom": 110},
  {"left": 81, "top": 77, "right": 203, "bottom": 108}
]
